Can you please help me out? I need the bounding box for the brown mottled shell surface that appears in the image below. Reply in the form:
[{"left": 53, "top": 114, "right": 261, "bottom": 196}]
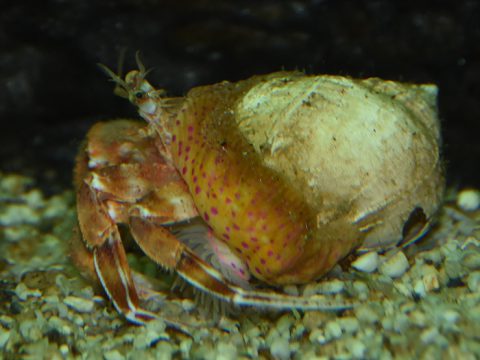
[{"left": 232, "top": 72, "right": 444, "bottom": 251}]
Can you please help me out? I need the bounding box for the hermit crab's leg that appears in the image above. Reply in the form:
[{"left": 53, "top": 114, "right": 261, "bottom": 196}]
[
  {"left": 129, "top": 216, "right": 355, "bottom": 312},
  {"left": 76, "top": 180, "right": 157, "bottom": 324}
]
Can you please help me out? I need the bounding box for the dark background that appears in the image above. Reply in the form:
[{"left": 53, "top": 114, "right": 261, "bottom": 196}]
[{"left": 1, "top": 0, "right": 479, "bottom": 194}]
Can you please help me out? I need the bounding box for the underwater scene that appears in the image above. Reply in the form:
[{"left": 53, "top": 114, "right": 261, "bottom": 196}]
[{"left": 1, "top": 1, "right": 479, "bottom": 359}]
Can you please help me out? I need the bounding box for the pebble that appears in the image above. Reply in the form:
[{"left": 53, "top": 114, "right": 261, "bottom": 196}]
[
  {"left": 355, "top": 305, "right": 380, "bottom": 324},
  {"left": 104, "top": 350, "right": 125, "bottom": 360},
  {"left": 337, "top": 317, "right": 359, "bottom": 334},
  {"left": 0, "top": 327, "right": 10, "bottom": 349},
  {"left": 456, "top": 189, "right": 480, "bottom": 211},
  {"left": 352, "top": 281, "right": 369, "bottom": 300},
  {"left": 466, "top": 271, "right": 480, "bottom": 292},
  {"left": 352, "top": 251, "right": 379, "bottom": 273},
  {"left": 63, "top": 296, "right": 95, "bottom": 313},
  {"left": 442, "top": 309, "right": 460, "bottom": 325},
  {"left": 314, "top": 279, "right": 345, "bottom": 294},
  {"left": 420, "top": 327, "right": 439, "bottom": 344},
  {"left": 348, "top": 338, "right": 366, "bottom": 358},
  {"left": 324, "top": 321, "right": 342, "bottom": 340},
  {"left": 270, "top": 336, "right": 291, "bottom": 360},
  {"left": 379, "top": 251, "right": 410, "bottom": 278},
  {"left": 462, "top": 253, "right": 480, "bottom": 270},
  {"left": 14, "top": 283, "right": 42, "bottom": 301}
]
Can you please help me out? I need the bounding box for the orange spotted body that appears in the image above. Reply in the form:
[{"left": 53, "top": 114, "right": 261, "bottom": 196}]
[{"left": 154, "top": 79, "right": 313, "bottom": 284}]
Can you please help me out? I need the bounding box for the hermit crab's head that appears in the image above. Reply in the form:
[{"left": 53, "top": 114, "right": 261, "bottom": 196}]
[{"left": 98, "top": 53, "right": 166, "bottom": 117}]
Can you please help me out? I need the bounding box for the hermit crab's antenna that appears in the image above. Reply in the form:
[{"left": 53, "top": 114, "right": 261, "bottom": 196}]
[
  {"left": 98, "top": 55, "right": 130, "bottom": 99},
  {"left": 97, "top": 51, "right": 155, "bottom": 100}
]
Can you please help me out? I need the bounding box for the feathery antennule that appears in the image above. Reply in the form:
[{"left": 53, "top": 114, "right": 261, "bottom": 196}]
[
  {"left": 97, "top": 63, "right": 130, "bottom": 99},
  {"left": 135, "top": 51, "right": 155, "bottom": 79}
]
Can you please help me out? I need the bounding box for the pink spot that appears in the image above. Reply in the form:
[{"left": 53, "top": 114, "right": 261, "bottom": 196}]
[
  {"left": 172, "top": 135, "right": 176, "bottom": 143},
  {"left": 235, "top": 192, "right": 241, "bottom": 200},
  {"left": 262, "top": 224, "right": 268, "bottom": 231},
  {"left": 239, "top": 268, "right": 245, "bottom": 275},
  {"left": 184, "top": 155, "right": 189, "bottom": 162},
  {"left": 250, "top": 237, "right": 258, "bottom": 242},
  {"left": 235, "top": 247, "right": 242, "bottom": 254},
  {"left": 204, "top": 212, "right": 210, "bottom": 221},
  {"left": 178, "top": 141, "right": 183, "bottom": 156},
  {"left": 188, "top": 125, "right": 194, "bottom": 133},
  {"left": 268, "top": 250, "right": 274, "bottom": 257},
  {"left": 225, "top": 226, "right": 231, "bottom": 232},
  {"left": 191, "top": 159, "right": 196, "bottom": 164},
  {"left": 230, "top": 262, "right": 236, "bottom": 269},
  {"left": 211, "top": 207, "right": 218, "bottom": 215},
  {"left": 195, "top": 186, "right": 201, "bottom": 194},
  {"left": 185, "top": 145, "right": 191, "bottom": 153},
  {"left": 233, "top": 223, "right": 240, "bottom": 231},
  {"left": 241, "top": 242, "right": 249, "bottom": 249},
  {"left": 225, "top": 197, "right": 232, "bottom": 204},
  {"left": 193, "top": 176, "right": 198, "bottom": 183},
  {"left": 260, "top": 258, "right": 266, "bottom": 265},
  {"left": 202, "top": 172, "right": 207, "bottom": 179},
  {"left": 181, "top": 166, "right": 187, "bottom": 175},
  {"left": 247, "top": 211, "right": 254, "bottom": 219},
  {"left": 231, "top": 210, "right": 237, "bottom": 218},
  {"left": 255, "top": 267, "right": 261, "bottom": 274},
  {"left": 175, "top": 120, "right": 180, "bottom": 126},
  {"left": 222, "top": 233, "right": 230, "bottom": 240}
]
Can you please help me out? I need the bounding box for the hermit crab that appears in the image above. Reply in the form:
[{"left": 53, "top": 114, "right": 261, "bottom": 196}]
[{"left": 72, "top": 55, "right": 444, "bottom": 328}]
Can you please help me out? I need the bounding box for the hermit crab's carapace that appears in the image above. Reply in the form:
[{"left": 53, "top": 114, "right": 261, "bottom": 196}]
[{"left": 72, "top": 57, "right": 444, "bottom": 328}]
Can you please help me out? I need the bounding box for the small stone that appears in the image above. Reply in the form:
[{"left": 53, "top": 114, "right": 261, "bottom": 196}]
[
  {"left": 270, "top": 336, "right": 291, "bottom": 360},
  {"left": 355, "top": 304, "right": 380, "bottom": 324},
  {"left": 283, "top": 285, "right": 299, "bottom": 296},
  {"left": 420, "top": 327, "right": 439, "bottom": 344},
  {"left": 467, "top": 271, "right": 480, "bottom": 292},
  {"left": 442, "top": 309, "right": 460, "bottom": 324},
  {"left": 63, "top": 296, "right": 95, "bottom": 313},
  {"left": 104, "top": 350, "right": 125, "bottom": 360},
  {"left": 309, "top": 328, "right": 326, "bottom": 344},
  {"left": 379, "top": 251, "right": 409, "bottom": 278},
  {"left": 314, "top": 279, "right": 345, "bottom": 294},
  {"left": 348, "top": 338, "right": 366, "bottom": 358},
  {"left": 352, "top": 281, "right": 369, "bottom": 300},
  {"left": 456, "top": 189, "right": 480, "bottom": 211},
  {"left": 0, "top": 327, "right": 10, "bottom": 349},
  {"left": 352, "top": 251, "right": 379, "bottom": 273},
  {"left": 59, "top": 344, "right": 69, "bottom": 357},
  {"left": 156, "top": 342, "right": 174, "bottom": 360},
  {"left": 337, "top": 317, "right": 359, "bottom": 334},
  {"left": 14, "top": 283, "right": 42, "bottom": 301},
  {"left": 324, "top": 321, "right": 342, "bottom": 340},
  {"left": 462, "top": 253, "right": 480, "bottom": 270}
]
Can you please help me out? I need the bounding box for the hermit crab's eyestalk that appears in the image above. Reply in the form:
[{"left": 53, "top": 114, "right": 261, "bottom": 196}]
[{"left": 98, "top": 52, "right": 165, "bottom": 115}]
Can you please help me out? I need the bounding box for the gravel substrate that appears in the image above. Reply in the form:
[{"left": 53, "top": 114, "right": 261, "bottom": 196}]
[{"left": 0, "top": 172, "right": 479, "bottom": 359}]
